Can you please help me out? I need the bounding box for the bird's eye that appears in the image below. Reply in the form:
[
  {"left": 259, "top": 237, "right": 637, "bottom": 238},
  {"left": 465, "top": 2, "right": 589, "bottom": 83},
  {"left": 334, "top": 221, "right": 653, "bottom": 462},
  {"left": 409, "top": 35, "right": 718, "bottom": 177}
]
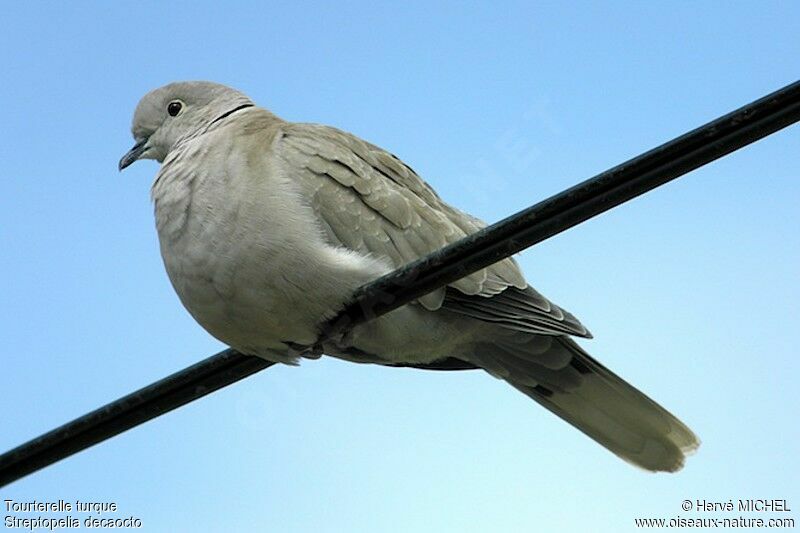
[{"left": 167, "top": 101, "right": 183, "bottom": 117}]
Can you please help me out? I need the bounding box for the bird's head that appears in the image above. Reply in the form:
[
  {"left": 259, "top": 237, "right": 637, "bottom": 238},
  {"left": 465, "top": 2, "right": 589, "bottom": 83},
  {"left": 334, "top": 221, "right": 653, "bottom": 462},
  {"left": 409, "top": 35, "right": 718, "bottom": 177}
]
[{"left": 119, "top": 81, "right": 253, "bottom": 170}]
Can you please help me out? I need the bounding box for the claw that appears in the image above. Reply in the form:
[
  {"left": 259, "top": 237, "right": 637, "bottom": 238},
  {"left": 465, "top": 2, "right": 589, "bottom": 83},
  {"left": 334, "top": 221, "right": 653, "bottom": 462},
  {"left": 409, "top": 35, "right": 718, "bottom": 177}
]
[{"left": 284, "top": 341, "right": 324, "bottom": 359}]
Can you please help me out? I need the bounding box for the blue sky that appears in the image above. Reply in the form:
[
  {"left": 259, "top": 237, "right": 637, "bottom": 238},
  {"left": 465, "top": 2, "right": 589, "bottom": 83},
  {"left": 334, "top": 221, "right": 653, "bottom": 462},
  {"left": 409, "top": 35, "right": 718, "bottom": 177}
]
[{"left": 1, "top": 2, "right": 798, "bottom": 532}]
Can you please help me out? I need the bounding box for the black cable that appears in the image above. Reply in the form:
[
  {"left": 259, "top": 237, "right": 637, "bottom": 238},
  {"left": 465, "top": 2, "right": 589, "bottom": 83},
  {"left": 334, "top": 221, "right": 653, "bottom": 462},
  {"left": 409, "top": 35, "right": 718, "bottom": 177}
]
[
  {"left": 322, "top": 80, "right": 800, "bottom": 337},
  {"left": 1, "top": 80, "right": 798, "bottom": 488},
  {"left": 0, "top": 349, "right": 272, "bottom": 487}
]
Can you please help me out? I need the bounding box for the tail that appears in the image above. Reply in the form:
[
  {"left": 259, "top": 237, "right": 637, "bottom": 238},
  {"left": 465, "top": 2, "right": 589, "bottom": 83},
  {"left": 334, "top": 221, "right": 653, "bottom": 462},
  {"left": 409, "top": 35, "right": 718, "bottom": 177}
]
[{"left": 469, "top": 335, "right": 699, "bottom": 472}]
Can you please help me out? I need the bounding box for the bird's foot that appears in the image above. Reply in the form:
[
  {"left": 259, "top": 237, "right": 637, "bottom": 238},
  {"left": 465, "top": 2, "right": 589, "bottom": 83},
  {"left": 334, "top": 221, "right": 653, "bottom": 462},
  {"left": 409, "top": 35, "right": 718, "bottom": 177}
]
[{"left": 284, "top": 341, "right": 324, "bottom": 359}]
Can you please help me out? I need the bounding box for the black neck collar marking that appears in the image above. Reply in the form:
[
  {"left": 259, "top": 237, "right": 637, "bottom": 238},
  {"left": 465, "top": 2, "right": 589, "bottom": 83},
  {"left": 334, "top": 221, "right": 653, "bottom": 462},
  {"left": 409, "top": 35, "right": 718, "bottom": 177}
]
[{"left": 209, "top": 103, "right": 255, "bottom": 128}]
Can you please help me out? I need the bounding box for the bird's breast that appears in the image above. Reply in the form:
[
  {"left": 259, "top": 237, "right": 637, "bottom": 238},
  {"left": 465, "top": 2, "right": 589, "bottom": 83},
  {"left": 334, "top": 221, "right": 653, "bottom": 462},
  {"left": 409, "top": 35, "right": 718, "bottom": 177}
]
[{"left": 151, "top": 149, "right": 330, "bottom": 355}]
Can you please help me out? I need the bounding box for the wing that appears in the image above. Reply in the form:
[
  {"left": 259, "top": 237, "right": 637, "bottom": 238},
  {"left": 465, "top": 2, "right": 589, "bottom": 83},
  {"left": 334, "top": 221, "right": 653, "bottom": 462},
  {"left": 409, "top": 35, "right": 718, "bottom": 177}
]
[{"left": 277, "top": 122, "right": 590, "bottom": 337}]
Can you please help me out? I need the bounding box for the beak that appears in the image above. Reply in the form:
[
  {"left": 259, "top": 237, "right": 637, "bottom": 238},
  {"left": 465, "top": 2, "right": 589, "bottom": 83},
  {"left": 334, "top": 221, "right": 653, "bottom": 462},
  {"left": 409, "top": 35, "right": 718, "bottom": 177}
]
[{"left": 118, "top": 138, "right": 149, "bottom": 171}]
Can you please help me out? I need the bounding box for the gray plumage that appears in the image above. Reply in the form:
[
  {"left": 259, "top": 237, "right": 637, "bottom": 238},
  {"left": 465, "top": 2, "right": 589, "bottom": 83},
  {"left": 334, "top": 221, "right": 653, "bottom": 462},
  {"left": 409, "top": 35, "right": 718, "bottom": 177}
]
[{"left": 120, "top": 81, "right": 699, "bottom": 472}]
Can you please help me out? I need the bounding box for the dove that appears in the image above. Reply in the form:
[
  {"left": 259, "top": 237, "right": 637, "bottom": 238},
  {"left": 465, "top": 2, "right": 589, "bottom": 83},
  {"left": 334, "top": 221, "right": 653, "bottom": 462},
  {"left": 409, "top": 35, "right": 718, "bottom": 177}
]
[{"left": 120, "top": 81, "right": 698, "bottom": 472}]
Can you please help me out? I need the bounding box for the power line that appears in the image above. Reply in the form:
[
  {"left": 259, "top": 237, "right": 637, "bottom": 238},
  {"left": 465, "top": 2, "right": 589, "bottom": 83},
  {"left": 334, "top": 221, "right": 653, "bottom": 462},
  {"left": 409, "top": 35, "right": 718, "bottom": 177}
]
[
  {"left": 1, "top": 80, "right": 798, "bottom": 488},
  {"left": 323, "top": 80, "right": 800, "bottom": 337}
]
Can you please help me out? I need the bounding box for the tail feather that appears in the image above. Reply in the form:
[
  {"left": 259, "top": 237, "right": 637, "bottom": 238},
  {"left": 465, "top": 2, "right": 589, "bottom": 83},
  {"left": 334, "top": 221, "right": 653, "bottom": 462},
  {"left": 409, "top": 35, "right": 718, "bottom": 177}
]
[{"left": 470, "top": 336, "right": 699, "bottom": 472}]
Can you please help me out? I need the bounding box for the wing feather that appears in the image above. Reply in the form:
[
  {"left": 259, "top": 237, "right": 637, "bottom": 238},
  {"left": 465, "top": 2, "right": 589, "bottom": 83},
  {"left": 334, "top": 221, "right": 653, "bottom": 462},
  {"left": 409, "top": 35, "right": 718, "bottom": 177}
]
[{"left": 277, "top": 122, "right": 589, "bottom": 336}]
